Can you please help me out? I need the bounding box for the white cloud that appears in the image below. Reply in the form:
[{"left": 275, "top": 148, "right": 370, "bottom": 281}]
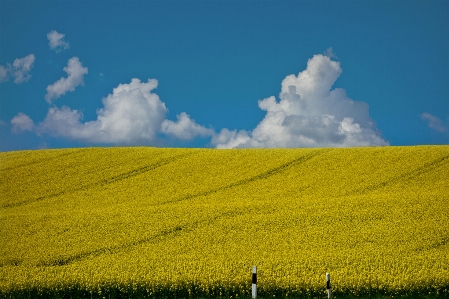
[
  {"left": 11, "top": 113, "right": 35, "bottom": 133},
  {"left": 420, "top": 112, "right": 446, "bottom": 132},
  {"left": 161, "top": 112, "right": 214, "bottom": 140},
  {"left": 0, "top": 54, "right": 35, "bottom": 84},
  {"left": 16, "top": 77, "right": 212, "bottom": 145},
  {"left": 323, "top": 47, "right": 338, "bottom": 59},
  {"left": 45, "top": 57, "right": 88, "bottom": 103},
  {"left": 211, "top": 128, "right": 251, "bottom": 149},
  {"left": 212, "top": 54, "right": 389, "bottom": 148},
  {"left": 47, "top": 30, "right": 70, "bottom": 52},
  {"left": 0, "top": 66, "right": 8, "bottom": 82},
  {"left": 12, "top": 54, "right": 36, "bottom": 84},
  {"left": 38, "top": 78, "right": 168, "bottom": 144}
]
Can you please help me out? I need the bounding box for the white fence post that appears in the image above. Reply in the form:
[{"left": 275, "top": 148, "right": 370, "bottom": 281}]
[
  {"left": 252, "top": 266, "right": 257, "bottom": 299},
  {"left": 326, "top": 273, "right": 332, "bottom": 299}
]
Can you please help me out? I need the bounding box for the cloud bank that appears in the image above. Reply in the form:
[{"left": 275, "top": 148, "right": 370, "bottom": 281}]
[
  {"left": 45, "top": 57, "right": 88, "bottom": 103},
  {"left": 212, "top": 54, "right": 388, "bottom": 148},
  {"left": 12, "top": 53, "right": 389, "bottom": 148},
  {"left": 14, "top": 78, "right": 210, "bottom": 144},
  {"left": 0, "top": 54, "right": 35, "bottom": 84},
  {"left": 47, "top": 30, "right": 70, "bottom": 52}
]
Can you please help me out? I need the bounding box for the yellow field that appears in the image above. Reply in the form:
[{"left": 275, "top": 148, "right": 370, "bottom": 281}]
[{"left": 0, "top": 146, "right": 448, "bottom": 298}]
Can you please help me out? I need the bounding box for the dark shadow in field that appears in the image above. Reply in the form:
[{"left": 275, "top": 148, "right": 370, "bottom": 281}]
[{"left": 0, "top": 151, "right": 200, "bottom": 209}]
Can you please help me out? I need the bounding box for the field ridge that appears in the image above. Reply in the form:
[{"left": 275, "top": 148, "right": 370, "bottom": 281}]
[{"left": 1, "top": 145, "right": 448, "bottom": 298}]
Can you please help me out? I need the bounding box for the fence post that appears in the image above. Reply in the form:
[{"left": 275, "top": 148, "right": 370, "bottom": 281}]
[
  {"left": 326, "top": 273, "right": 332, "bottom": 299},
  {"left": 252, "top": 266, "right": 257, "bottom": 299}
]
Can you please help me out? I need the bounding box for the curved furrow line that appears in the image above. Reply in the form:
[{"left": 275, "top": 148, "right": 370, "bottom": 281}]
[
  {"left": 0, "top": 149, "right": 85, "bottom": 172},
  {"left": 414, "top": 236, "right": 449, "bottom": 252},
  {"left": 343, "top": 154, "right": 449, "bottom": 197},
  {"left": 0, "top": 151, "right": 199, "bottom": 209},
  {"left": 36, "top": 210, "right": 246, "bottom": 267},
  {"left": 159, "top": 149, "right": 331, "bottom": 206}
]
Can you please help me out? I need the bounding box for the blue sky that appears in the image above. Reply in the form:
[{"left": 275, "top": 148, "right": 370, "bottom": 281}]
[{"left": 1, "top": 0, "right": 448, "bottom": 151}]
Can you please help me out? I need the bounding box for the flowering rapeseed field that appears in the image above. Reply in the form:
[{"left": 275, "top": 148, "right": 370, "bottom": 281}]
[{"left": 0, "top": 146, "right": 448, "bottom": 298}]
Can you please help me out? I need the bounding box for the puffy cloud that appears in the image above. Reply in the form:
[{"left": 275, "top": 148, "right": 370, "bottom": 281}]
[
  {"left": 45, "top": 57, "right": 88, "bottom": 103},
  {"left": 211, "top": 128, "right": 251, "bottom": 149},
  {"left": 12, "top": 54, "right": 36, "bottom": 84},
  {"left": 420, "top": 112, "right": 446, "bottom": 132},
  {"left": 38, "top": 78, "right": 168, "bottom": 144},
  {"left": 212, "top": 54, "right": 389, "bottom": 148},
  {"left": 17, "top": 77, "right": 211, "bottom": 145},
  {"left": 0, "top": 54, "right": 35, "bottom": 84},
  {"left": 47, "top": 30, "right": 70, "bottom": 52},
  {"left": 11, "top": 113, "right": 35, "bottom": 133},
  {"left": 161, "top": 112, "right": 214, "bottom": 140}
]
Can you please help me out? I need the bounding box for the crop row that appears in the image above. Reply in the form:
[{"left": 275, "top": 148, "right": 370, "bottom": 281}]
[{"left": 0, "top": 146, "right": 448, "bottom": 298}]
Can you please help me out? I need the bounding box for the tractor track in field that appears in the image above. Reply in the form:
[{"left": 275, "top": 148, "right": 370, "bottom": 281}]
[
  {"left": 0, "top": 151, "right": 200, "bottom": 209},
  {"left": 0, "top": 149, "right": 85, "bottom": 172},
  {"left": 32, "top": 209, "right": 246, "bottom": 267},
  {"left": 159, "top": 148, "right": 332, "bottom": 206},
  {"left": 342, "top": 153, "right": 449, "bottom": 197}
]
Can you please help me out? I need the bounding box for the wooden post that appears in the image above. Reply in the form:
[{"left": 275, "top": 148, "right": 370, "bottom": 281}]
[
  {"left": 326, "top": 273, "right": 332, "bottom": 299},
  {"left": 252, "top": 266, "right": 257, "bottom": 299}
]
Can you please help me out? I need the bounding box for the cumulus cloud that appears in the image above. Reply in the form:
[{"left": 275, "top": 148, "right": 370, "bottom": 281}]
[
  {"left": 420, "top": 112, "right": 446, "bottom": 132},
  {"left": 161, "top": 112, "right": 214, "bottom": 140},
  {"left": 12, "top": 54, "right": 36, "bottom": 84},
  {"left": 212, "top": 54, "right": 388, "bottom": 148},
  {"left": 11, "top": 113, "right": 35, "bottom": 133},
  {"left": 47, "top": 30, "right": 70, "bottom": 52},
  {"left": 0, "top": 54, "right": 35, "bottom": 84},
  {"left": 37, "top": 78, "right": 168, "bottom": 144},
  {"left": 15, "top": 77, "right": 212, "bottom": 145},
  {"left": 45, "top": 57, "right": 88, "bottom": 103}
]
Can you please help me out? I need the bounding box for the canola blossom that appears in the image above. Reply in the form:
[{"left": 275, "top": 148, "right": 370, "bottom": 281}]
[{"left": 0, "top": 146, "right": 448, "bottom": 298}]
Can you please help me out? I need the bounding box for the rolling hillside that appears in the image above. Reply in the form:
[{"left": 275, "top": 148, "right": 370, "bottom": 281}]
[{"left": 1, "top": 146, "right": 448, "bottom": 298}]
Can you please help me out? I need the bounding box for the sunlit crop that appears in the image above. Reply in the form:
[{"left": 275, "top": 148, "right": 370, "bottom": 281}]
[{"left": 1, "top": 146, "right": 448, "bottom": 298}]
